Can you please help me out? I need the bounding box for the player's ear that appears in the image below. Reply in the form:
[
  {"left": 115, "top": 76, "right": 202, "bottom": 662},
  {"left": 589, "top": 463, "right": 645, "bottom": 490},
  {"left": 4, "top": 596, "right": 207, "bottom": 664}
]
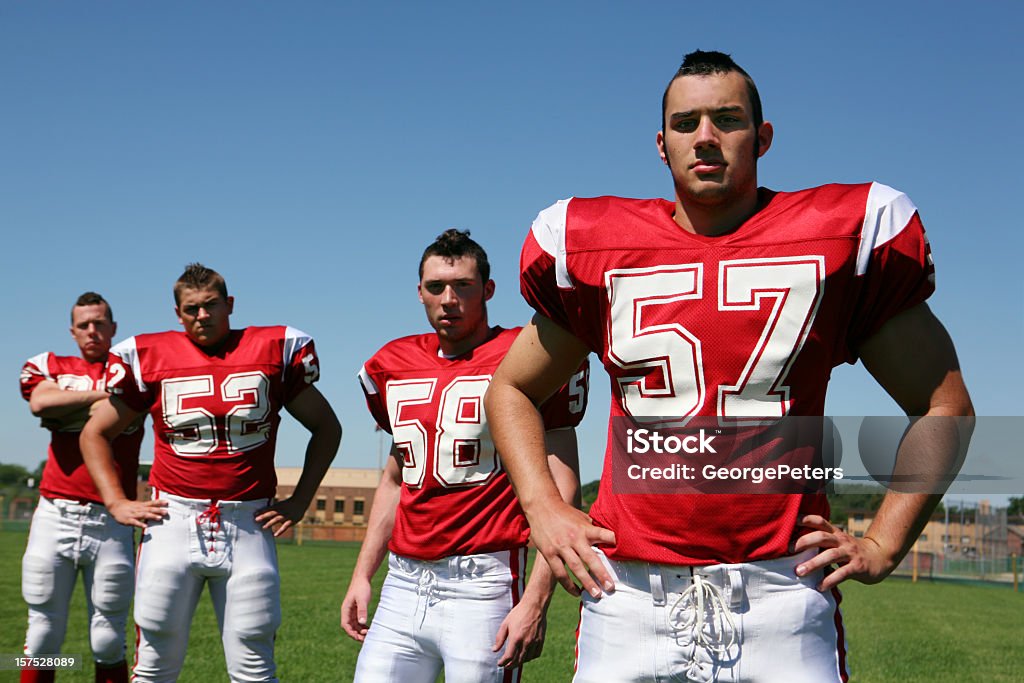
[
  {"left": 175, "top": 306, "right": 183, "bottom": 325},
  {"left": 111, "top": 321, "right": 117, "bottom": 337},
  {"left": 483, "top": 279, "right": 495, "bottom": 302},
  {"left": 656, "top": 130, "right": 670, "bottom": 167},
  {"left": 417, "top": 283, "right": 425, "bottom": 304},
  {"left": 226, "top": 296, "right": 235, "bottom": 315},
  {"left": 756, "top": 121, "right": 773, "bottom": 158}
]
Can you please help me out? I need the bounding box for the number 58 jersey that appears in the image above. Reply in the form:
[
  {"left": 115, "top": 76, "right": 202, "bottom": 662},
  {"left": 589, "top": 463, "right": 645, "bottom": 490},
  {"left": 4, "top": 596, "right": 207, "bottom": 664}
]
[
  {"left": 359, "top": 326, "right": 588, "bottom": 561},
  {"left": 521, "top": 183, "right": 935, "bottom": 565},
  {"left": 106, "top": 326, "right": 321, "bottom": 501}
]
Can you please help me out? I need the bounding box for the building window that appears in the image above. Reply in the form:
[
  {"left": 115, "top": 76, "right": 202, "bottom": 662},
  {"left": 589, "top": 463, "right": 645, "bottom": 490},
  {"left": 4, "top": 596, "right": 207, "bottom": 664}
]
[
  {"left": 334, "top": 499, "right": 345, "bottom": 514},
  {"left": 316, "top": 498, "right": 326, "bottom": 511},
  {"left": 853, "top": 514, "right": 864, "bottom": 522},
  {"left": 354, "top": 499, "right": 365, "bottom": 516},
  {"left": 919, "top": 534, "right": 927, "bottom": 542},
  {"left": 854, "top": 531, "right": 864, "bottom": 538}
]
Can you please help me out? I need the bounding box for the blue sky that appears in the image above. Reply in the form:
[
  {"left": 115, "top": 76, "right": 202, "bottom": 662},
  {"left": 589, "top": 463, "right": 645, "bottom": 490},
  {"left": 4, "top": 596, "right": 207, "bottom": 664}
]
[{"left": 3, "top": 2, "right": 1021, "bottom": 503}]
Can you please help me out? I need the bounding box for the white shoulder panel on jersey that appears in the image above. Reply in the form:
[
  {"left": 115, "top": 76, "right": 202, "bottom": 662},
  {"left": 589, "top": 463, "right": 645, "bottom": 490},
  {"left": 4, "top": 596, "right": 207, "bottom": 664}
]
[
  {"left": 357, "top": 365, "right": 379, "bottom": 395},
  {"left": 530, "top": 198, "right": 574, "bottom": 289},
  {"left": 282, "top": 326, "right": 314, "bottom": 367},
  {"left": 22, "top": 352, "right": 54, "bottom": 381},
  {"left": 110, "top": 337, "right": 147, "bottom": 393},
  {"left": 856, "top": 182, "right": 919, "bottom": 276}
]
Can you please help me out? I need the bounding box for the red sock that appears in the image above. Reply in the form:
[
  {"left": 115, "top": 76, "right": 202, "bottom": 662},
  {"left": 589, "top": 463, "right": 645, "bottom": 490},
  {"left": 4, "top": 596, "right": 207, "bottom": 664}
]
[
  {"left": 95, "top": 662, "right": 129, "bottom": 683},
  {"left": 19, "top": 669, "right": 56, "bottom": 683}
]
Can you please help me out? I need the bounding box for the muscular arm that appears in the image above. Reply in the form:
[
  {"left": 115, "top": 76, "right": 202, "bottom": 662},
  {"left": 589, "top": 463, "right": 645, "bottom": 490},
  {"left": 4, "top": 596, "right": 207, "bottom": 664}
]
[
  {"left": 494, "top": 426, "right": 582, "bottom": 666},
  {"left": 255, "top": 386, "right": 342, "bottom": 536},
  {"left": 340, "top": 451, "right": 402, "bottom": 642},
  {"left": 30, "top": 380, "right": 108, "bottom": 419},
  {"left": 485, "top": 314, "right": 616, "bottom": 598},
  {"left": 795, "top": 303, "right": 974, "bottom": 589},
  {"left": 80, "top": 396, "right": 167, "bottom": 526}
]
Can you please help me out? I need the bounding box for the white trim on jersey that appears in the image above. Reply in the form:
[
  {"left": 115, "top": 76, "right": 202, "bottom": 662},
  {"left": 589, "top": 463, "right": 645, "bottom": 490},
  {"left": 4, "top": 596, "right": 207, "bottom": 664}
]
[
  {"left": 856, "top": 182, "right": 919, "bottom": 276},
  {"left": 23, "top": 352, "right": 54, "bottom": 381},
  {"left": 357, "top": 365, "right": 379, "bottom": 395},
  {"left": 282, "top": 326, "right": 313, "bottom": 367},
  {"left": 110, "top": 337, "right": 147, "bottom": 394},
  {"left": 531, "top": 198, "right": 574, "bottom": 289}
]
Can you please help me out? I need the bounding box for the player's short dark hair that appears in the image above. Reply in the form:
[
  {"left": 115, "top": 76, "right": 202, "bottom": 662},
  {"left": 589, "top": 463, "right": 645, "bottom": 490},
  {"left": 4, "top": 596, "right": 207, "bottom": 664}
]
[
  {"left": 419, "top": 229, "right": 491, "bottom": 283},
  {"left": 661, "top": 50, "right": 764, "bottom": 134},
  {"left": 71, "top": 291, "right": 113, "bottom": 323},
  {"left": 174, "top": 263, "right": 229, "bottom": 305}
]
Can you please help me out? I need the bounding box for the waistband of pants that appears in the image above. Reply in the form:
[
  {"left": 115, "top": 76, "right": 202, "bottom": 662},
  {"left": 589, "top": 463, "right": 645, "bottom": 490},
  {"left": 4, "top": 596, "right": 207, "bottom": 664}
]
[
  {"left": 43, "top": 496, "right": 108, "bottom": 516},
  {"left": 602, "top": 548, "right": 818, "bottom": 604},
  {"left": 151, "top": 488, "right": 270, "bottom": 512},
  {"left": 389, "top": 548, "right": 522, "bottom": 581}
]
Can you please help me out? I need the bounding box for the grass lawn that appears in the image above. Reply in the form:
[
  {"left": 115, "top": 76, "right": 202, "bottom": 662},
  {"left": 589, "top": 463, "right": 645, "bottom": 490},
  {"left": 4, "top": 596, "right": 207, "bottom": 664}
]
[{"left": 1, "top": 529, "right": 1020, "bottom": 681}]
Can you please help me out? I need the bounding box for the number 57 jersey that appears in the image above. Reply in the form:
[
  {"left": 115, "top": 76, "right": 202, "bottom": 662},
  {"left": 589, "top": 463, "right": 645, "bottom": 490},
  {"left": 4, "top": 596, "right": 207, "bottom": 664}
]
[
  {"left": 105, "top": 326, "right": 321, "bottom": 501},
  {"left": 520, "top": 183, "right": 935, "bottom": 565},
  {"left": 359, "top": 327, "right": 588, "bottom": 561}
]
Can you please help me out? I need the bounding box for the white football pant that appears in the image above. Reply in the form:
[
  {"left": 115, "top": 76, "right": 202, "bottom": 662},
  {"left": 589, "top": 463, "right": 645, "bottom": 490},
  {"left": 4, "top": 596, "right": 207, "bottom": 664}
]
[
  {"left": 355, "top": 549, "right": 526, "bottom": 683},
  {"left": 132, "top": 492, "right": 280, "bottom": 683},
  {"left": 573, "top": 548, "right": 848, "bottom": 683},
  {"left": 22, "top": 496, "right": 134, "bottom": 664}
]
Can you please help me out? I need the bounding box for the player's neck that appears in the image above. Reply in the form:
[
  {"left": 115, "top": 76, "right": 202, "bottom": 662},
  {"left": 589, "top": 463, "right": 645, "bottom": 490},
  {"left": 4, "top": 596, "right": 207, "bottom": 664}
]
[
  {"left": 437, "top": 323, "right": 493, "bottom": 358},
  {"left": 673, "top": 190, "right": 760, "bottom": 237}
]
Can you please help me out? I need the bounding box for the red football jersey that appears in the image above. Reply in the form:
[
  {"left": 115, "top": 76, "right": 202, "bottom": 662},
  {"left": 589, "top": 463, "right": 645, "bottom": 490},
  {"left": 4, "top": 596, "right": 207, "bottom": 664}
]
[
  {"left": 20, "top": 352, "right": 143, "bottom": 504},
  {"left": 359, "top": 326, "right": 588, "bottom": 560},
  {"left": 106, "top": 326, "right": 320, "bottom": 501},
  {"left": 520, "top": 183, "right": 934, "bottom": 565}
]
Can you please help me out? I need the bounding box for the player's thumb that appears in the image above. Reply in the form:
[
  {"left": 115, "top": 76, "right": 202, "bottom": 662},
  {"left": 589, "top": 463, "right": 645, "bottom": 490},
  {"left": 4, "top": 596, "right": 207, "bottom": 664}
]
[
  {"left": 492, "top": 622, "right": 509, "bottom": 651},
  {"left": 357, "top": 600, "right": 368, "bottom": 626},
  {"left": 589, "top": 525, "right": 616, "bottom": 546}
]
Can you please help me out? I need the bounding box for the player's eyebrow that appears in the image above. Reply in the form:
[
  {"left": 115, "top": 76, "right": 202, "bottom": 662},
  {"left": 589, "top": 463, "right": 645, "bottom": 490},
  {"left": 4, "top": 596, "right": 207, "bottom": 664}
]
[{"left": 669, "top": 105, "right": 744, "bottom": 120}]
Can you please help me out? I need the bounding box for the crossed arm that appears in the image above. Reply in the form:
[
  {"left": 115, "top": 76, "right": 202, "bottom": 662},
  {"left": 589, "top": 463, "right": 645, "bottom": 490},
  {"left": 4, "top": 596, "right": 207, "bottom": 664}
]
[
  {"left": 30, "top": 380, "right": 109, "bottom": 429},
  {"left": 485, "top": 304, "right": 973, "bottom": 597}
]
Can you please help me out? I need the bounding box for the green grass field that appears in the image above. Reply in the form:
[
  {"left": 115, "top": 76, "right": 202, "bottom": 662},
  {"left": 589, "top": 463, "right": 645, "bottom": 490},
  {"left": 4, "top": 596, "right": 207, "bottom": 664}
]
[{"left": 1, "top": 529, "right": 1020, "bottom": 682}]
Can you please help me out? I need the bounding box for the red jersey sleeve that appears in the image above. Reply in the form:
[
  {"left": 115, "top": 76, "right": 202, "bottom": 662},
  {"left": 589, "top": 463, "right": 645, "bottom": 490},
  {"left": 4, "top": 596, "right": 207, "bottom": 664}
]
[
  {"left": 846, "top": 183, "right": 936, "bottom": 357},
  {"left": 281, "top": 327, "right": 320, "bottom": 404},
  {"left": 538, "top": 359, "right": 589, "bottom": 429},
  {"left": 520, "top": 199, "right": 576, "bottom": 332},
  {"left": 105, "top": 338, "right": 154, "bottom": 413},
  {"left": 20, "top": 352, "right": 53, "bottom": 401},
  {"left": 357, "top": 358, "right": 393, "bottom": 434}
]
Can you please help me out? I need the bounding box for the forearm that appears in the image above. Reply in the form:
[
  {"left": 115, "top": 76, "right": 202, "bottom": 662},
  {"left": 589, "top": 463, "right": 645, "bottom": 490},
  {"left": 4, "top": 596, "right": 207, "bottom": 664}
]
[
  {"left": 31, "top": 385, "right": 107, "bottom": 418},
  {"left": 350, "top": 476, "right": 400, "bottom": 583},
  {"left": 486, "top": 383, "right": 563, "bottom": 513},
  {"left": 80, "top": 427, "right": 131, "bottom": 506},
  {"left": 288, "top": 420, "right": 342, "bottom": 507},
  {"left": 520, "top": 427, "right": 582, "bottom": 606},
  {"left": 865, "top": 411, "right": 972, "bottom": 567}
]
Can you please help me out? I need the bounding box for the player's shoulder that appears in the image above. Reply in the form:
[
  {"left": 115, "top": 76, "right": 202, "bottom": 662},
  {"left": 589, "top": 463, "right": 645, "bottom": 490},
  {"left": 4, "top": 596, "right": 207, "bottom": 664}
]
[
  {"left": 365, "top": 333, "right": 438, "bottom": 370},
  {"left": 773, "top": 182, "right": 915, "bottom": 218},
  {"left": 530, "top": 195, "right": 672, "bottom": 257},
  {"left": 111, "top": 330, "right": 185, "bottom": 356}
]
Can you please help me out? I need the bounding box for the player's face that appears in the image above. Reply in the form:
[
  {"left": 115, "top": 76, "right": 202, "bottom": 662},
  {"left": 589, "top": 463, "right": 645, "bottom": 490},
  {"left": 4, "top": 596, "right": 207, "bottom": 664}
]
[
  {"left": 418, "top": 255, "right": 495, "bottom": 355},
  {"left": 657, "top": 72, "right": 773, "bottom": 208},
  {"left": 176, "top": 287, "right": 234, "bottom": 348},
  {"left": 69, "top": 303, "right": 117, "bottom": 363}
]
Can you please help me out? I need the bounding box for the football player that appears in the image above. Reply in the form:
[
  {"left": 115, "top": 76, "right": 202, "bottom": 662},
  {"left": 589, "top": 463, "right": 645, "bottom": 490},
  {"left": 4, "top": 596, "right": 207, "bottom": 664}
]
[
  {"left": 18, "top": 292, "right": 143, "bottom": 683},
  {"left": 80, "top": 264, "right": 342, "bottom": 683},
  {"left": 340, "top": 229, "right": 588, "bottom": 682},
  {"left": 485, "top": 50, "right": 974, "bottom": 682}
]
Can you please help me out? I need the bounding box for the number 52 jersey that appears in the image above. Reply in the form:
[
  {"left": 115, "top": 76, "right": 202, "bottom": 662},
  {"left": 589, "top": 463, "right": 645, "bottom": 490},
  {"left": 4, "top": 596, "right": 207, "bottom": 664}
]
[
  {"left": 105, "top": 326, "right": 321, "bottom": 501},
  {"left": 359, "top": 326, "right": 588, "bottom": 561}
]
